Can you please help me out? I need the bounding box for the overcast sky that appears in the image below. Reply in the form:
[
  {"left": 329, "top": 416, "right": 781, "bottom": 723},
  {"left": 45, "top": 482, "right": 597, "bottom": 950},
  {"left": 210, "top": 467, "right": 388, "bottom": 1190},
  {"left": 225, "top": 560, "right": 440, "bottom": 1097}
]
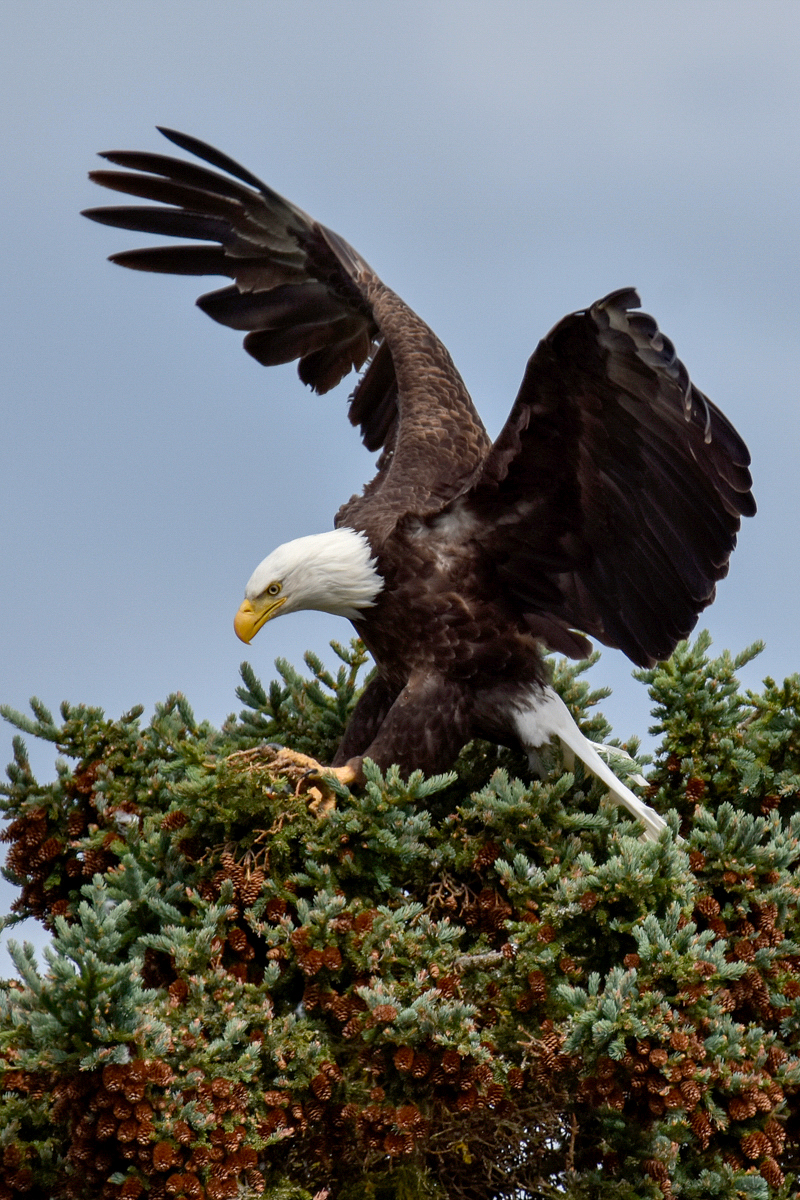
[{"left": 2, "top": 1, "right": 799, "bottom": 972}]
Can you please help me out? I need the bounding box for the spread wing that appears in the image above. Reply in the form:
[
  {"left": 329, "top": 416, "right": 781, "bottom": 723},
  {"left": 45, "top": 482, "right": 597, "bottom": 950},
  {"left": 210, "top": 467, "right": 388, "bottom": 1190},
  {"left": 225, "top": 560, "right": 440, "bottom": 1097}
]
[
  {"left": 83, "top": 128, "right": 489, "bottom": 537},
  {"left": 460, "top": 288, "right": 756, "bottom": 667},
  {"left": 84, "top": 128, "right": 387, "bottom": 427}
]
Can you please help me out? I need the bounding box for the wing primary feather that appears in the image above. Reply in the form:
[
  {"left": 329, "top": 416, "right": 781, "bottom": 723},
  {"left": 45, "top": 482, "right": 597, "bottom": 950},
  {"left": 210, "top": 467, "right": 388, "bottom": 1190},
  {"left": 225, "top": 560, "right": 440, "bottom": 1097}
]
[
  {"left": 97, "top": 149, "right": 265, "bottom": 205},
  {"left": 88, "top": 169, "right": 241, "bottom": 219},
  {"left": 155, "top": 126, "right": 274, "bottom": 194},
  {"left": 108, "top": 245, "right": 231, "bottom": 276}
]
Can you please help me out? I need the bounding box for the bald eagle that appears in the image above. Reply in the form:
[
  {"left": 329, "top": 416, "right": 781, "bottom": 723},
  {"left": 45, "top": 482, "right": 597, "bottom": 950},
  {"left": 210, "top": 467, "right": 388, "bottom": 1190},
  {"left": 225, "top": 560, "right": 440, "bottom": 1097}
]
[{"left": 84, "top": 128, "right": 755, "bottom": 840}]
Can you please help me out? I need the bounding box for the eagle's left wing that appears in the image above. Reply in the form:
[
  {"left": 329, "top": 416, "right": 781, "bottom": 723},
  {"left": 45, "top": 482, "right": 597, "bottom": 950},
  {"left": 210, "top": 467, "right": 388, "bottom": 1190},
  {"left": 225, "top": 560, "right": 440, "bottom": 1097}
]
[{"left": 460, "top": 289, "right": 756, "bottom": 667}]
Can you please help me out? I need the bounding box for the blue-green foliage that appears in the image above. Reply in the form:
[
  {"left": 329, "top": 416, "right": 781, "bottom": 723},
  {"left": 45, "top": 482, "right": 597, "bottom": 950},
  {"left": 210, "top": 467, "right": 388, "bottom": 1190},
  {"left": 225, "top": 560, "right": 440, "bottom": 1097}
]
[{"left": 1, "top": 637, "right": 800, "bottom": 1200}]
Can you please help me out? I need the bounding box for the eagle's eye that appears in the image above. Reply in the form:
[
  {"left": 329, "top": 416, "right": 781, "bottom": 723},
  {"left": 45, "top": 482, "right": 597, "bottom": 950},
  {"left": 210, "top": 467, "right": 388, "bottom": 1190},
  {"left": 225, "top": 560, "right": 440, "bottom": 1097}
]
[{"left": 266, "top": 582, "right": 282, "bottom": 597}]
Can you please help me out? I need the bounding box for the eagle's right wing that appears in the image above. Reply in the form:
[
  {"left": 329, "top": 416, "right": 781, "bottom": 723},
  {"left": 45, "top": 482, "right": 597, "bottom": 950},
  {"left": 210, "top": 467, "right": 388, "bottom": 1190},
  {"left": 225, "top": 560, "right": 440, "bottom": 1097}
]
[
  {"left": 84, "top": 127, "right": 396, "bottom": 440},
  {"left": 84, "top": 128, "right": 490, "bottom": 537}
]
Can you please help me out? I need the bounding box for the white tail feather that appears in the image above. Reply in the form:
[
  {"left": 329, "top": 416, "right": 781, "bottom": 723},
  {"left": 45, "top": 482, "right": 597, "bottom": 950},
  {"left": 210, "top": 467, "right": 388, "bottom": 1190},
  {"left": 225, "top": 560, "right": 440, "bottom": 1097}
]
[{"left": 513, "top": 686, "right": 666, "bottom": 842}]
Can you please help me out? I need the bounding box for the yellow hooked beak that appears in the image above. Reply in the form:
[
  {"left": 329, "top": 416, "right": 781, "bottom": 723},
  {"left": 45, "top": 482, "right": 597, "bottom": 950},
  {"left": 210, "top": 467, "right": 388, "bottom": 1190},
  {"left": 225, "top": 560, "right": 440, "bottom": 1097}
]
[{"left": 233, "top": 595, "right": 286, "bottom": 644}]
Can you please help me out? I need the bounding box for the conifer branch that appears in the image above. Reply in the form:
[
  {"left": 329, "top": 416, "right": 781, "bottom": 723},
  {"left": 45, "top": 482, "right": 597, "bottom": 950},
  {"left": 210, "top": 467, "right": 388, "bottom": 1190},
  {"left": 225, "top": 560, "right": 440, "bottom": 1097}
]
[{"left": 3, "top": 636, "right": 800, "bottom": 1198}]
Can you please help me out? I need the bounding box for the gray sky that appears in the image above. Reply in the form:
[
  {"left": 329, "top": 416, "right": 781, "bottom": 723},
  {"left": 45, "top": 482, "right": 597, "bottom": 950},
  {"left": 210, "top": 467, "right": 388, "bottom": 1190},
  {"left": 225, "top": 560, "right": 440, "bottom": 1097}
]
[{"left": 2, "top": 1, "right": 799, "bottom": 971}]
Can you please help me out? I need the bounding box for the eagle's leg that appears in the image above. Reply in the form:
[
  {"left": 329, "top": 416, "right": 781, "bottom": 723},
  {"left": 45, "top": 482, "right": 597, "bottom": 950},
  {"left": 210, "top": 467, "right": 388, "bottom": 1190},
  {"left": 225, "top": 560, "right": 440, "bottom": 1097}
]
[
  {"left": 331, "top": 675, "right": 403, "bottom": 766},
  {"left": 332, "top": 672, "right": 473, "bottom": 780},
  {"left": 512, "top": 685, "right": 667, "bottom": 842}
]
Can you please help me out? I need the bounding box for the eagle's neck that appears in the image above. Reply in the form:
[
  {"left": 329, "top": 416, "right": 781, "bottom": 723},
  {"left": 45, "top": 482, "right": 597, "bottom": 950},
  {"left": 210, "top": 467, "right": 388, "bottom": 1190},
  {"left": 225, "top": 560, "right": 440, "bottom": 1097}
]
[{"left": 312, "top": 527, "right": 384, "bottom": 619}]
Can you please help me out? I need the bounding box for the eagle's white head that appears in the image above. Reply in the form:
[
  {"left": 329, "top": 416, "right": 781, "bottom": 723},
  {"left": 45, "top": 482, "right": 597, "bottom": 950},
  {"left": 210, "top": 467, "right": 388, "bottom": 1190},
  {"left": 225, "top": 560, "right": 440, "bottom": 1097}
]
[{"left": 233, "top": 527, "right": 383, "bottom": 644}]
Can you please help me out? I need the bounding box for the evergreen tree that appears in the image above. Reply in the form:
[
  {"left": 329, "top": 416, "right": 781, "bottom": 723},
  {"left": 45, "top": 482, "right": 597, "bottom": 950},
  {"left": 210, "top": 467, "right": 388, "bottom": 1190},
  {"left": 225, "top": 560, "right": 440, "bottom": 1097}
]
[{"left": 2, "top": 635, "right": 800, "bottom": 1200}]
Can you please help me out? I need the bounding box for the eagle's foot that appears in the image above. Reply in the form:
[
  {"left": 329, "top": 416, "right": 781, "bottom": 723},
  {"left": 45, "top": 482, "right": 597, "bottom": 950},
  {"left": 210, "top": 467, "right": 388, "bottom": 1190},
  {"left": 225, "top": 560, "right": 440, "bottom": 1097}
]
[{"left": 268, "top": 748, "right": 358, "bottom": 817}]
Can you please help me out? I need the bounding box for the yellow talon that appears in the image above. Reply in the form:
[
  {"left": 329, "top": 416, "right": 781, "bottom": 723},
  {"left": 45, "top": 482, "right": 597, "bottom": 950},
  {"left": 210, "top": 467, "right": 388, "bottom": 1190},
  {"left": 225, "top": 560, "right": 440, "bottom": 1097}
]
[{"left": 267, "top": 748, "right": 358, "bottom": 817}]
